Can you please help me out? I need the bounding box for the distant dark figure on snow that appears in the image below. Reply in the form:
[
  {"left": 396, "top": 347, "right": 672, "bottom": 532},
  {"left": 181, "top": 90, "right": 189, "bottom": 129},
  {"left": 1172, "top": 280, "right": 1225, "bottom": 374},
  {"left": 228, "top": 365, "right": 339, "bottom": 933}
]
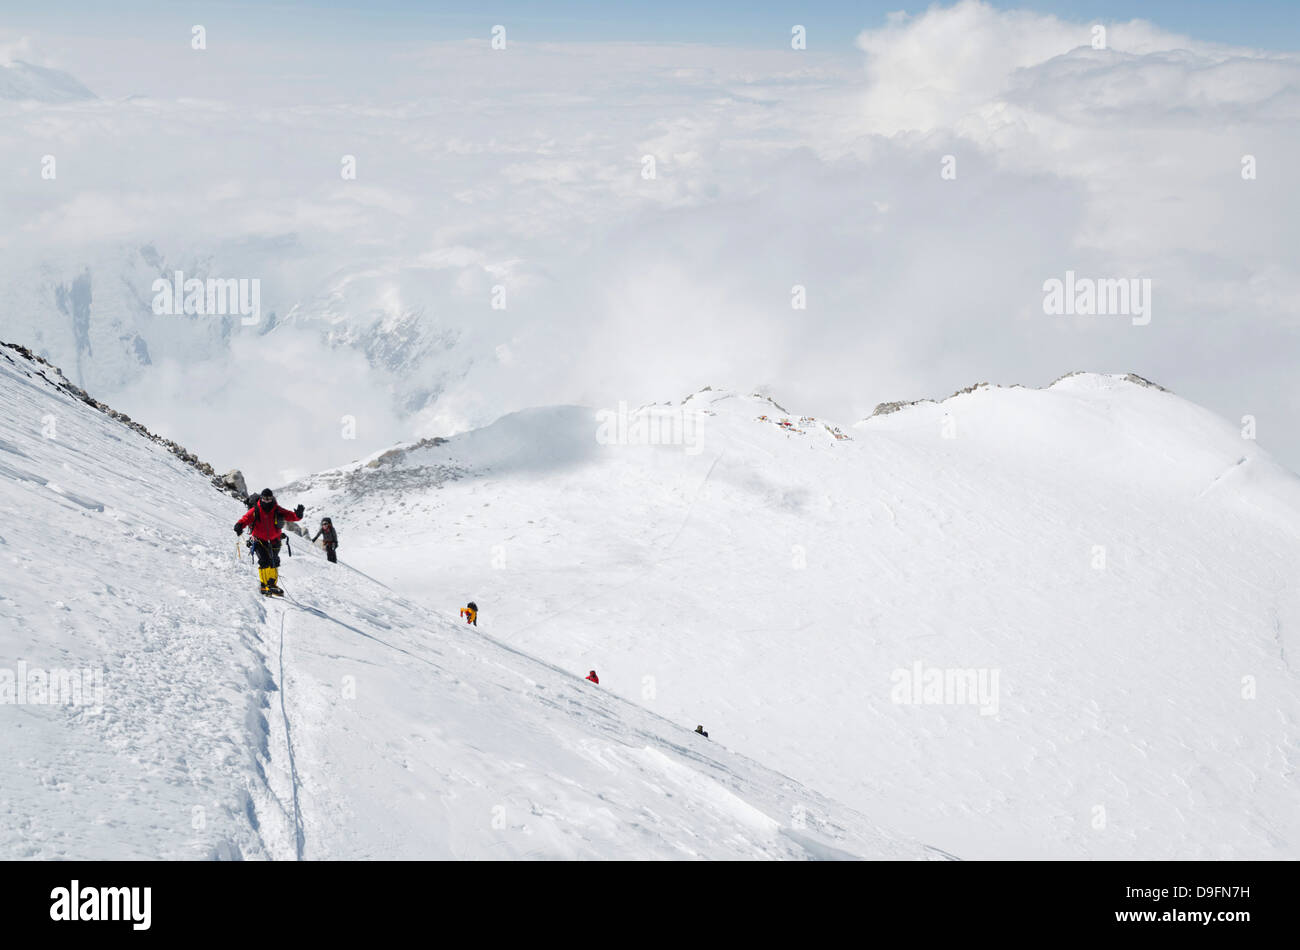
[
  {"left": 235, "top": 488, "right": 304, "bottom": 596},
  {"left": 460, "top": 602, "right": 478, "bottom": 626},
  {"left": 695, "top": 725, "right": 709, "bottom": 738},
  {"left": 312, "top": 517, "right": 340, "bottom": 563},
  {"left": 586, "top": 670, "right": 599, "bottom": 684}
]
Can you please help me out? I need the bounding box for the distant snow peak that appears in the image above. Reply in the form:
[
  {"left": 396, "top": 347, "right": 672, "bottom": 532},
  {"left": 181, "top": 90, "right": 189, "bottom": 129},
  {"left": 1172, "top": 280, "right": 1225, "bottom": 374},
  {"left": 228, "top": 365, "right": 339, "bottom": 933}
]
[
  {"left": 869, "top": 372, "right": 1172, "bottom": 419},
  {"left": 1048, "top": 370, "right": 1171, "bottom": 393},
  {"left": 0, "top": 60, "right": 95, "bottom": 102}
]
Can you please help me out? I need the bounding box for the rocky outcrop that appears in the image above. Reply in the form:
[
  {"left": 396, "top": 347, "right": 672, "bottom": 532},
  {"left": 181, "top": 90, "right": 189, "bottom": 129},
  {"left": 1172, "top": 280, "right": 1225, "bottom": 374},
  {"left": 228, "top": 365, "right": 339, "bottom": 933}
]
[
  {"left": 219, "top": 469, "right": 248, "bottom": 499},
  {"left": 364, "top": 435, "right": 449, "bottom": 469}
]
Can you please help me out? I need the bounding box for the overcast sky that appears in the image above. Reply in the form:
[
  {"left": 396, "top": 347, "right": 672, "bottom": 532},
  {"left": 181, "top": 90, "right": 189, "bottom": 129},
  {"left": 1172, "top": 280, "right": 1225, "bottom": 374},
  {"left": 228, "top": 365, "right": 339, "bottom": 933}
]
[{"left": 2, "top": 1, "right": 1298, "bottom": 484}]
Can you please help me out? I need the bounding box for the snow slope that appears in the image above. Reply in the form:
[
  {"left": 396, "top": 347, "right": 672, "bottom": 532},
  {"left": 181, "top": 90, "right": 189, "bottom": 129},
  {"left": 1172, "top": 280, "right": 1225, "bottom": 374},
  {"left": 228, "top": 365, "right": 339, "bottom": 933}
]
[
  {"left": 0, "top": 344, "right": 929, "bottom": 860},
  {"left": 285, "top": 377, "right": 1300, "bottom": 859}
]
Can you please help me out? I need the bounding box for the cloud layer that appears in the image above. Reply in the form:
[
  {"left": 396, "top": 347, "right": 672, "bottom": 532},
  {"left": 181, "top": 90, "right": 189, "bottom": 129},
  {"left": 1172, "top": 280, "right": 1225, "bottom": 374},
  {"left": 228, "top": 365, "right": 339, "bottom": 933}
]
[{"left": 1, "top": 1, "right": 1298, "bottom": 483}]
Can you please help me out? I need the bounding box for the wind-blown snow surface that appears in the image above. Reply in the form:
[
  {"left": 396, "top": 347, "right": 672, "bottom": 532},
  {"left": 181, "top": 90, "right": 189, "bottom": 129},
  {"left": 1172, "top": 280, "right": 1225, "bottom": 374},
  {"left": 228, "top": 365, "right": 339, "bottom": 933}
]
[
  {"left": 0, "top": 347, "right": 928, "bottom": 860},
  {"left": 286, "top": 377, "right": 1300, "bottom": 859}
]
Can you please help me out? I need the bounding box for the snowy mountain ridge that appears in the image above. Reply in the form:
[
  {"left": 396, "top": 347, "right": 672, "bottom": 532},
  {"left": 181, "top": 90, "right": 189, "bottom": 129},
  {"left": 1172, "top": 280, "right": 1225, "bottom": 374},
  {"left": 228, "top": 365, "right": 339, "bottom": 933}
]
[
  {"left": 866, "top": 371, "right": 1169, "bottom": 418},
  {"left": 0, "top": 341, "right": 931, "bottom": 859},
  {"left": 0, "top": 340, "right": 245, "bottom": 502},
  {"left": 284, "top": 374, "right": 1300, "bottom": 859}
]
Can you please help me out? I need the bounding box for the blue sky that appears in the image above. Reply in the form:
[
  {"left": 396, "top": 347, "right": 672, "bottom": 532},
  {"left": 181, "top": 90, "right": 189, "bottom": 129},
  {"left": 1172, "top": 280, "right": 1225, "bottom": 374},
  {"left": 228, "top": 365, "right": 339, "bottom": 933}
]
[{"left": 4, "top": 0, "right": 1298, "bottom": 52}]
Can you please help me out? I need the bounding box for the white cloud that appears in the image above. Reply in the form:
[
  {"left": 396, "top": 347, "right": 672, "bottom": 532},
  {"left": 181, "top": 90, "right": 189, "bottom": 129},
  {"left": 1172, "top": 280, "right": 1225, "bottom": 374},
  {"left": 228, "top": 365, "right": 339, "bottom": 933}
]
[
  {"left": 0, "top": 35, "right": 46, "bottom": 67},
  {"left": 3, "top": 4, "right": 1299, "bottom": 471}
]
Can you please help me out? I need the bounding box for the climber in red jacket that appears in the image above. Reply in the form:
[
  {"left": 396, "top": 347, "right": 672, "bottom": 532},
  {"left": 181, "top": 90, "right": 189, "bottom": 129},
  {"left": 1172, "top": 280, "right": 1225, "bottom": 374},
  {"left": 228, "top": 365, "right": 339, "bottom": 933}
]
[
  {"left": 235, "top": 488, "right": 304, "bottom": 596},
  {"left": 585, "top": 670, "right": 599, "bottom": 684}
]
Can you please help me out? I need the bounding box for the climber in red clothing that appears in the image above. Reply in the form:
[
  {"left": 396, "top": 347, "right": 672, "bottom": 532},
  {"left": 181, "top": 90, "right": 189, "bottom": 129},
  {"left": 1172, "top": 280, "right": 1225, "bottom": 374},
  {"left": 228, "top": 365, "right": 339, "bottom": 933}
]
[
  {"left": 235, "top": 488, "right": 304, "bottom": 596},
  {"left": 585, "top": 670, "right": 599, "bottom": 684}
]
